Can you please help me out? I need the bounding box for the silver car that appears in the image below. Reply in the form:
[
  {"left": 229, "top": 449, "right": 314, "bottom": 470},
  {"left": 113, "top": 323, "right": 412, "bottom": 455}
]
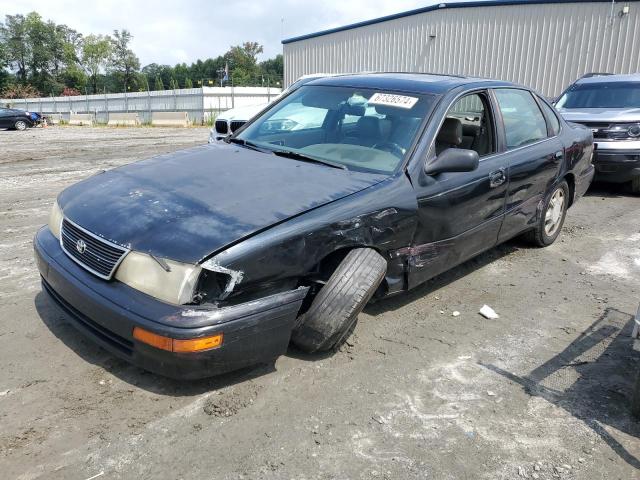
[{"left": 556, "top": 73, "right": 640, "bottom": 193}]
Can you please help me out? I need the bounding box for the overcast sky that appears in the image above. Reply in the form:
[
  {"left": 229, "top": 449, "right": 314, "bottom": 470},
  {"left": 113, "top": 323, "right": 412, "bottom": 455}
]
[{"left": 0, "top": 0, "right": 488, "bottom": 66}]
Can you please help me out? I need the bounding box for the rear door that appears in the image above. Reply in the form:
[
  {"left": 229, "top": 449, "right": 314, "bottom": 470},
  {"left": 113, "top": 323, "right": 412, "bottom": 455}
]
[
  {"left": 408, "top": 90, "right": 509, "bottom": 288},
  {"left": 492, "top": 88, "right": 564, "bottom": 242}
]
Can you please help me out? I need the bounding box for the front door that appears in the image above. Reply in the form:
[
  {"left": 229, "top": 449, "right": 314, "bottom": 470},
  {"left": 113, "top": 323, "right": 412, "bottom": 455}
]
[{"left": 408, "top": 90, "right": 509, "bottom": 288}]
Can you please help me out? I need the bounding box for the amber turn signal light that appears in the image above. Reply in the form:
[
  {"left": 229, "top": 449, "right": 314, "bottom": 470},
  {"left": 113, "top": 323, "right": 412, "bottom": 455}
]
[{"left": 133, "top": 327, "right": 223, "bottom": 353}]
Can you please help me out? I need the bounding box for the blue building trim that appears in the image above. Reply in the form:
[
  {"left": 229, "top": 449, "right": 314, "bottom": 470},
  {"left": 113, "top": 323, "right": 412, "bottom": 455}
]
[{"left": 282, "top": 0, "right": 639, "bottom": 44}]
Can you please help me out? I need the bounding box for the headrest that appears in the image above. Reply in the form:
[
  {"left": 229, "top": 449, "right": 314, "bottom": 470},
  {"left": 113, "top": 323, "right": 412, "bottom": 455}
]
[
  {"left": 462, "top": 123, "right": 480, "bottom": 137},
  {"left": 342, "top": 104, "right": 366, "bottom": 116},
  {"left": 437, "top": 118, "right": 463, "bottom": 145},
  {"left": 357, "top": 116, "right": 381, "bottom": 137}
]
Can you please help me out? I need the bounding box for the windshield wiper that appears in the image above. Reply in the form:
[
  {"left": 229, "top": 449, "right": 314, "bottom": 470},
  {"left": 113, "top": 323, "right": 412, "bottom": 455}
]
[
  {"left": 271, "top": 149, "right": 347, "bottom": 170},
  {"left": 226, "top": 137, "right": 270, "bottom": 153}
]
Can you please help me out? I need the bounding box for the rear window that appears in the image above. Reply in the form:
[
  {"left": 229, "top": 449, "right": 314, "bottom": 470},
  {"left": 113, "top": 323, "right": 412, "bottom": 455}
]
[
  {"left": 537, "top": 97, "right": 561, "bottom": 136},
  {"left": 556, "top": 82, "right": 640, "bottom": 109}
]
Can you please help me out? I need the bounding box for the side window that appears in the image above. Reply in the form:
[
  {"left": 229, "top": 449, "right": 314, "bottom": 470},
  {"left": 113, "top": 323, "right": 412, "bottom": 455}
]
[
  {"left": 536, "top": 96, "right": 561, "bottom": 136},
  {"left": 494, "top": 89, "right": 548, "bottom": 149},
  {"left": 435, "top": 92, "right": 495, "bottom": 157}
]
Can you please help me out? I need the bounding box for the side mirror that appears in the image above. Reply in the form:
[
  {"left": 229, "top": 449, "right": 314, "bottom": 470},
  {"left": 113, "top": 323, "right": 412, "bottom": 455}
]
[{"left": 424, "top": 148, "right": 479, "bottom": 175}]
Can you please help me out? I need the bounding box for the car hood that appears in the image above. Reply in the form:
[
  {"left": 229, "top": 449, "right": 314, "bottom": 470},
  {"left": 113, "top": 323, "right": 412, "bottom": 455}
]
[
  {"left": 558, "top": 107, "right": 640, "bottom": 123},
  {"left": 58, "top": 143, "right": 387, "bottom": 263}
]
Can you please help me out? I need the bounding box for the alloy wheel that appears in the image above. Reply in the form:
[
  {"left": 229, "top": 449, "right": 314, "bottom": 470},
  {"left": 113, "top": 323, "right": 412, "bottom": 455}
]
[{"left": 544, "top": 188, "right": 565, "bottom": 237}]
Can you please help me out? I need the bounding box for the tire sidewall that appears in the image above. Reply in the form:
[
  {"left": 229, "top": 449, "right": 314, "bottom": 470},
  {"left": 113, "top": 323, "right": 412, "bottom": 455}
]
[
  {"left": 292, "top": 248, "right": 387, "bottom": 353},
  {"left": 540, "top": 181, "right": 569, "bottom": 245},
  {"left": 15, "top": 120, "right": 27, "bottom": 131}
]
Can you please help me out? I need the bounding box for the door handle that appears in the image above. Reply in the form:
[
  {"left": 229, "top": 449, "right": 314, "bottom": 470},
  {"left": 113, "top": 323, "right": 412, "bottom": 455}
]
[{"left": 489, "top": 169, "right": 506, "bottom": 188}]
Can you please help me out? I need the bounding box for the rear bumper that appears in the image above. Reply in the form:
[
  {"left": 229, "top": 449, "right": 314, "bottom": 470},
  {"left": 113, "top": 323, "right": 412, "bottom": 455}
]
[
  {"left": 34, "top": 226, "right": 308, "bottom": 379},
  {"left": 574, "top": 163, "right": 595, "bottom": 201},
  {"left": 592, "top": 145, "right": 640, "bottom": 183}
]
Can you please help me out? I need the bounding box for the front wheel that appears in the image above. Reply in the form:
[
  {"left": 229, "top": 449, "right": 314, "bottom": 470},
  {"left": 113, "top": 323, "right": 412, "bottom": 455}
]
[
  {"left": 291, "top": 248, "right": 387, "bottom": 353},
  {"left": 14, "top": 120, "right": 27, "bottom": 131},
  {"left": 525, "top": 180, "right": 569, "bottom": 247}
]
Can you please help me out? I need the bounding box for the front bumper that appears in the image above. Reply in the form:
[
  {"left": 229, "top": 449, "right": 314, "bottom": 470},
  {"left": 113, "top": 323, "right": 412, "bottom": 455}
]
[
  {"left": 593, "top": 141, "right": 640, "bottom": 183},
  {"left": 34, "top": 226, "right": 308, "bottom": 379}
]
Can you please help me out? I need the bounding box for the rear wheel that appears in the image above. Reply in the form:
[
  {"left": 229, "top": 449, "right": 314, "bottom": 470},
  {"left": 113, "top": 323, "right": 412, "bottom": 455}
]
[
  {"left": 631, "top": 176, "right": 640, "bottom": 195},
  {"left": 292, "top": 248, "right": 387, "bottom": 353},
  {"left": 14, "top": 120, "right": 27, "bottom": 131},
  {"left": 525, "top": 180, "right": 569, "bottom": 247}
]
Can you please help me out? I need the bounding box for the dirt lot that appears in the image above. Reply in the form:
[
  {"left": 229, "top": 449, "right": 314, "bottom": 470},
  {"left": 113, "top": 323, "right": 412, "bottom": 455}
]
[{"left": 0, "top": 126, "right": 639, "bottom": 480}]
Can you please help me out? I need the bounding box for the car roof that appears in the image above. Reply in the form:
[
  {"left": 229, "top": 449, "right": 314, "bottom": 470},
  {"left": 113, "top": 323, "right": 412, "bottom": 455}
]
[
  {"left": 304, "top": 72, "right": 516, "bottom": 95},
  {"left": 575, "top": 73, "right": 640, "bottom": 85}
]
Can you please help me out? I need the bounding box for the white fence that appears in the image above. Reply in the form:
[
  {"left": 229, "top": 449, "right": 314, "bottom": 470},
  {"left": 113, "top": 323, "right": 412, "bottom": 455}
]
[{"left": 1, "top": 86, "right": 281, "bottom": 125}]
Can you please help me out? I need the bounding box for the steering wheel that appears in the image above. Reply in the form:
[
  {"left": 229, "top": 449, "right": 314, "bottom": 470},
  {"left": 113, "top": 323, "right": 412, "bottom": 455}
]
[{"left": 373, "top": 142, "right": 406, "bottom": 158}]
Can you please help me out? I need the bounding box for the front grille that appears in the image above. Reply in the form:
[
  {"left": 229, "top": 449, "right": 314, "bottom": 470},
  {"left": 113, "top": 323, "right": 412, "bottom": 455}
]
[
  {"left": 576, "top": 121, "right": 637, "bottom": 140},
  {"left": 215, "top": 119, "right": 228, "bottom": 135},
  {"left": 60, "top": 218, "right": 128, "bottom": 280},
  {"left": 230, "top": 120, "right": 246, "bottom": 132}
]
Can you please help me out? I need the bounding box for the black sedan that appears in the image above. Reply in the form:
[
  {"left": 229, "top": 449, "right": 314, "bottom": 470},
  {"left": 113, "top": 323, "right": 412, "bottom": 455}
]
[
  {"left": 0, "top": 107, "right": 34, "bottom": 130},
  {"left": 34, "top": 73, "right": 594, "bottom": 379}
]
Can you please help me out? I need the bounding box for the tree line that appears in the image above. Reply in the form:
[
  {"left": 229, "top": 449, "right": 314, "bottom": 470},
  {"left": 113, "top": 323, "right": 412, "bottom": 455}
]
[{"left": 0, "top": 12, "right": 284, "bottom": 98}]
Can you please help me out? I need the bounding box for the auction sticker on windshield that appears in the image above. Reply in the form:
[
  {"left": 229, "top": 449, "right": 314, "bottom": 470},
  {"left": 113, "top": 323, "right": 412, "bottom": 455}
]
[{"left": 368, "top": 92, "right": 418, "bottom": 109}]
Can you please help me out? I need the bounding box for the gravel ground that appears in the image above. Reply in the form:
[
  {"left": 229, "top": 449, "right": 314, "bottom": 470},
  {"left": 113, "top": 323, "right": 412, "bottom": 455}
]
[{"left": 0, "top": 126, "right": 639, "bottom": 480}]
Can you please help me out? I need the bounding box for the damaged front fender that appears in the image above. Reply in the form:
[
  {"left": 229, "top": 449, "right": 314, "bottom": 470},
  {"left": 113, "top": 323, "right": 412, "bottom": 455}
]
[
  {"left": 168, "top": 286, "right": 310, "bottom": 329},
  {"left": 196, "top": 174, "right": 419, "bottom": 304}
]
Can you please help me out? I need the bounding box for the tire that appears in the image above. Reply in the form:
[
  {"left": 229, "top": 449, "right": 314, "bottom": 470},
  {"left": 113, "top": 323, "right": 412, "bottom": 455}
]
[
  {"left": 292, "top": 248, "right": 387, "bottom": 353},
  {"left": 525, "top": 180, "right": 569, "bottom": 247},
  {"left": 631, "top": 176, "right": 640, "bottom": 195},
  {"left": 14, "top": 120, "right": 27, "bottom": 131}
]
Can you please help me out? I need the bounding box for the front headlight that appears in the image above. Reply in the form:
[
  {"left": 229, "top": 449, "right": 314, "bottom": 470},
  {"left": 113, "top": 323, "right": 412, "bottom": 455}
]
[
  {"left": 49, "top": 201, "right": 63, "bottom": 239},
  {"left": 115, "top": 251, "right": 201, "bottom": 305},
  {"left": 628, "top": 124, "right": 640, "bottom": 138}
]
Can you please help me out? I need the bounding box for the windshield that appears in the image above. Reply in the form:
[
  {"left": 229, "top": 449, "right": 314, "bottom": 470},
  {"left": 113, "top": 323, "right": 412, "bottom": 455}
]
[
  {"left": 236, "top": 85, "right": 435, "bottom": 173},
  {"left": 556, "top": 82, "right": 640, "bottom": 109}
]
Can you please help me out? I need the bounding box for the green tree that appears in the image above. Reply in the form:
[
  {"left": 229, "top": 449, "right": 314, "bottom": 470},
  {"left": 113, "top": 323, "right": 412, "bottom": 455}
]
[
  {"left": 1, "top": 14, "right": 28, "bottom": 82},
  {"left": 173, "top": 62, "right": 188, "bottom": 87},
  {"left": 24, "top": 13, "right": 56, "bottom": 92},
  {"left": 49, "top": 23, "right": 80, "bottom": 80},
  {"left": 61, "top": 64, "right": 87, "bottom": 92},
  {"left": 224, "top": 41, "right": 264, "bottom": 86},
  {"left": 110, "top": 29, "right": 139, "bottom": 92},
  {"left": 137, "top": 73, "right": 149, "bottom": 91},
  {"left": 169, "top": 77, "right": 178, "bottom": 89},
  {"left": 154, "top": 74, "right": 164, "bottom": 91},
  {"left": 0, "top": 34, "right": 10, "bottom": 92},
  {"left": 259, "top": 54, "right": 283, "bottom": 84},
  {"left": 1, "top": 13, "right": 85, "bottom": 95},
  {"left": 81, "top": 34, "right": 111, "bottom": 93},
  {"left": 184, "top": 77, "right": 193, "bottom": 89}
]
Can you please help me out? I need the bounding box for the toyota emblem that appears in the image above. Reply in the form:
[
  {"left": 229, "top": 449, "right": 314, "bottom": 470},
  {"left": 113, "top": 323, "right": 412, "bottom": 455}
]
[{"left": 76, "top": 239, "right": 87, "bottom": 254}]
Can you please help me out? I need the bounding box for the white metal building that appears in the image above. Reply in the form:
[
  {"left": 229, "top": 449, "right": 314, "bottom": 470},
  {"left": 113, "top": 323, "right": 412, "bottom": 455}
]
[{"left": 282, "top": 0, "right": 640, "bottom": 96}]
